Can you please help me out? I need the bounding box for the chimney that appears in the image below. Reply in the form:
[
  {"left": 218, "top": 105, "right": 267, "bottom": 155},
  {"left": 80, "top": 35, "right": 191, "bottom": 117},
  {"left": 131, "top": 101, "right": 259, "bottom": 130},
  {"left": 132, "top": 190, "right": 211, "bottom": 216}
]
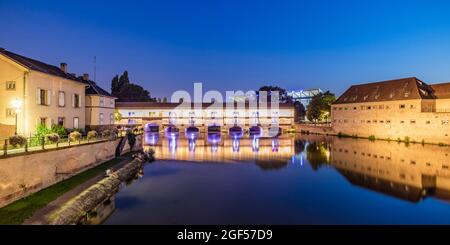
[
  {"left": 83, "top": 73, "right": 89, "bottom": 81},
  {"left": 60, "top": 63, "right": 67, "bottom": 73}
]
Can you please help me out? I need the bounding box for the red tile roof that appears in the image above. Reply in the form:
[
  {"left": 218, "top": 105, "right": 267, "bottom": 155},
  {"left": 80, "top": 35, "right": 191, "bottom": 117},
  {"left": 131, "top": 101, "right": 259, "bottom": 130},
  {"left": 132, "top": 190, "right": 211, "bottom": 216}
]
[
  {"left": 431, "top": 82, "right": 450, "bottom": 99},
  {"left": 334, "top": 77, "right": 436, "bottom": 104}
]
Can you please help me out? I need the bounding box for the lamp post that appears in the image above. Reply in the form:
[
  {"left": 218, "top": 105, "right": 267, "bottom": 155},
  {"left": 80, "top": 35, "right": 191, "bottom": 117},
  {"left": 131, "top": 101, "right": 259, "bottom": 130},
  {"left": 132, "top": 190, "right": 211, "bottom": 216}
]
[{"left": 11, "top": 99, "right": 22, "bottom": 135}]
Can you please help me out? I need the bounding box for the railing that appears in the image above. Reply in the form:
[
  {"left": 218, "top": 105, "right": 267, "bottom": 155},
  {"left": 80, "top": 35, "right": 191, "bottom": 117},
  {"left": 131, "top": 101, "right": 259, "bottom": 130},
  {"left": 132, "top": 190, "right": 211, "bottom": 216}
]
[{"left": 0, "top": 135, "right": 118, "bottom": 158}]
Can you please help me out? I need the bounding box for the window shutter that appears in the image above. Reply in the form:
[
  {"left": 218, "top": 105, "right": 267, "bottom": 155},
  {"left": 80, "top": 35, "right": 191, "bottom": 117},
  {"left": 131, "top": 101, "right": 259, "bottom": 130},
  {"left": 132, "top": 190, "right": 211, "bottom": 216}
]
[
  {"left": 47, "top": 90, "right": 51, "bottom": 106},
  {"left": 72, "top": 94, "right": 75, "bottom": 107},
  {"left": 36, "top": 88, "right": 41, "bottom": 105}
]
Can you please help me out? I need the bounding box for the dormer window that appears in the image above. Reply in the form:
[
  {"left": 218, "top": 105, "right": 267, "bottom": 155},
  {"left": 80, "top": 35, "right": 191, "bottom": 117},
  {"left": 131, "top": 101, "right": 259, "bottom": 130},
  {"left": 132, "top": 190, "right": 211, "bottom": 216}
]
[
  {"left": 363, "top": 95, "right": 369, "bottom": 101},
  {"left": 404, "top": 91, "right": 411, "bottom": 97},
  {"left": 389, "top": 92, "right": 394, "bottom": 98},
  {"left": 374, "top": 93, "right": 380, "bottom": 99}
]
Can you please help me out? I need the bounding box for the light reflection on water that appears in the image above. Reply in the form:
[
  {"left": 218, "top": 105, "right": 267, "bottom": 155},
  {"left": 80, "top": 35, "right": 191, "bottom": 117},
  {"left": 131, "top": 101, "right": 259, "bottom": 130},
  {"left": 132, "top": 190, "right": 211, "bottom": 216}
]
[{"left": 97, "top": 133, "right": 450, "bottom": 225}]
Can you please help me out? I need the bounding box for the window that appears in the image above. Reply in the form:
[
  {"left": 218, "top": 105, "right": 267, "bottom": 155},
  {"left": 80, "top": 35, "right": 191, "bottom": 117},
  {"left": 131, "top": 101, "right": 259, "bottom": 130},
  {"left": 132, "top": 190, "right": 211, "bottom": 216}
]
[
  {"left": 58, "top": 91, "right": 65, "bottom": 107},
  {"left": 99, "top": 113, "right": 104, "bottom": 125},
  {"left": 73, "top": 117, "right": 79, "bottom": 128},
  {"left": 410, "top": 105, "right": 415, "bottom": 109},
  {"left": 6, "top": 81, "right": 16, "bottom": 90},
  {"left": 353, "top": 107, "right": 357, "bottom": 110},
  {"left": 367, "top": 106, "right": 371, "bottom": 110},
  {"left": 399, "top": 104, "right": 406, "bottom": 109},
  {"left": 386, "top": 120, "right": 391, "bottom": 124},
  {"left": 379, "top": 105, "right": 384, "bottom": 109},
  {"left": 100, "top": 97, "right": 104, "bottom": 107},
  {"left": 58, "top": 117, "right": 65, "bottom": 126},
  {"left": 40, "top": 117, "right": 47, "bottom": 126},
  {"left": 442, "top": 120, "right": 449, "bottom": 125},
  {"left": 6, "top": 108, "right": 15, "bottom": 117},
  {"left": 37, "top": 88, "right": 51, "bottom": 106},
  {"left": 110, "top": 113, "right": 114, "bottom": 124},
  {"left": 400, "top": 120, "right": 405, "bottom": 124},
  {"left": 410, "top": 120, "right": 416, "bottom": 124},
  {"left": 72, "top": 93, "right": 80, "bottom": 108},
  {"left": 379, "top": 120, "right": 384, "bottom": 123},
  {"left": 110, "top": 98, "right": 114, "bottom": 107},
  {"left": 426, "top": 120, "right": 431, "bottom": 124}
]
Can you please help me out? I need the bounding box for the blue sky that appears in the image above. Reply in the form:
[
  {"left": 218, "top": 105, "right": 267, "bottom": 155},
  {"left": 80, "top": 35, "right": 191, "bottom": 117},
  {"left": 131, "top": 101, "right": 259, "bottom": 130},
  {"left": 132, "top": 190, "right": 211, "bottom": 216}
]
[{"left": 2, "top": 0, "right": 450, "bottom": 98}]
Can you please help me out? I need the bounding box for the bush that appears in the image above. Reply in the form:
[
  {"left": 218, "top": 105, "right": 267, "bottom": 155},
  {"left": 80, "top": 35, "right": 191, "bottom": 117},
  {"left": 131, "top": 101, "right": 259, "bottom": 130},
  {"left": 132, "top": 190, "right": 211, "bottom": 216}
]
[
  {"left": 87, "top": 130, "right": 98, "bottom": 140},
  {"left": 101, "top": 129, "right": 111, "bottom": 138},
  {"left": 46, "top": 133, "right": 60, "bottom": 143},
  {"left": 69, "top": 131, "right": 81, "bottom": 142},
  {"left": 34, "top": 124, "right": 51, "bottom": 139},
  {"left": 368, "top": 135, "right": 376, "bottom": 141},
  {"left": 9, "top": 135, "right": 26, "bottom": 148},
  {"left": 51, "top": 124, "right": 67, "bottom": 137}
]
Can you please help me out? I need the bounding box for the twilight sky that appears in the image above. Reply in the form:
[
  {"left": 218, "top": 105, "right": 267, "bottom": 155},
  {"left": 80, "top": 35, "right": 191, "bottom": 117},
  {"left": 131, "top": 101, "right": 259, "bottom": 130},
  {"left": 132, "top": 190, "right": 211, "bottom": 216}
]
[{"left": 2, "top": 0, "right": 450, "bottom": 98}]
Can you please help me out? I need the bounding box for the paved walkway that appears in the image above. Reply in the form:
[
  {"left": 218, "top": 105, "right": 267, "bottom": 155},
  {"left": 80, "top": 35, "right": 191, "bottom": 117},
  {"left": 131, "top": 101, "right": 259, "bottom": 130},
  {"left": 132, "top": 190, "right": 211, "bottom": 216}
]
[{"left": 23, "top": 155, "right": 133, "bottom": 225}]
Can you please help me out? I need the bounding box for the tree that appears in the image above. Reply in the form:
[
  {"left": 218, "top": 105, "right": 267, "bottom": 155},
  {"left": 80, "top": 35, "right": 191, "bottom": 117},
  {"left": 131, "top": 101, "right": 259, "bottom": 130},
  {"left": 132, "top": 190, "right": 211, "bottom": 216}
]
[
  {"left": 257, "top": 86, "right": 292, "bottom": 103},
  {"left": 111, "top": 71, "right": 156, "bottom": 102},
  {"left": 111, "top": 75, "right": 120, "bottom": 97},
  {"left": 294, "top": 101, "right": 306, "bottom": 122},
  {"left": 306, "top": 91, "right": 336, "bottom": 122}
]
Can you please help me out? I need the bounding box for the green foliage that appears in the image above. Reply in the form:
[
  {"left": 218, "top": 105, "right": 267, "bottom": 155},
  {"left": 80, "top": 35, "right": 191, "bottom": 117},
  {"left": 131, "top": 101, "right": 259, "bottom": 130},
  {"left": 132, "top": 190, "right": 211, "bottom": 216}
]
[
  {"left": 368, "top": 135, "right": 376, "bottom": 141},
  {"left": 111, "top": 71, "right": 156, "bottom": 102},
  {"left": 87, "top": 130, "right": 98, "bottom": 140},
  {"left": 69, "top": 131, "right": 81, "bottom": 142},
  {"left": 46, "top": 133, "right": 60, "bottom": 143},
  {"left": 257, "top": 86, "right": 292, "bottom": 103},
  {"left": 294, "top": 101, "right": 306, "bottom": 122},
  {"left": 51, "top": 124, "right": 67, "bottom": 137},
  {"left": 8, "top": 135, "right": 26, "bottom": 148},
  {"left": 34, "top": 124, "right": 51, "bottom": 139},
  {"left": 306, "top": 91, "right": 336, "bottom": 122}
]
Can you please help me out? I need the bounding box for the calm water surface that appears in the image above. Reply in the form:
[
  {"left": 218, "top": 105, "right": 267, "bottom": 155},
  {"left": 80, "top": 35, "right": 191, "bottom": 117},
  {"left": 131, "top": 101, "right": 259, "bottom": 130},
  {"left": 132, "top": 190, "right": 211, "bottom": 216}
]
[{"left": 100, "top": 132, "right": 450, "bottom": 224}]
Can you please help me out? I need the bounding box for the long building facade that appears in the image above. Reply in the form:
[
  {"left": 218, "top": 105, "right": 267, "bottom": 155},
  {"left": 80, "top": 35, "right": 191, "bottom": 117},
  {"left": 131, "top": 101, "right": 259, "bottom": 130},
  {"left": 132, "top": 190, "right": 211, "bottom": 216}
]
[
  {"left": 332, "top": 77, "right": 450, "bottom": 144},
  {"left": 0, "top": 48, "right": 115, "bottom": 138},
  {"left": 115, "top": 102, "right": 295, "bottom": 131}
]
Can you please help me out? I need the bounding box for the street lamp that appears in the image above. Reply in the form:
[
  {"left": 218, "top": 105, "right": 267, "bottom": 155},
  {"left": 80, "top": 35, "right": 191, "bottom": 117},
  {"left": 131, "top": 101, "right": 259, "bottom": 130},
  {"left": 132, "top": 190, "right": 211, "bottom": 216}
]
[{"left": 11, "top": 99, "right": 22, "bottom": 135}]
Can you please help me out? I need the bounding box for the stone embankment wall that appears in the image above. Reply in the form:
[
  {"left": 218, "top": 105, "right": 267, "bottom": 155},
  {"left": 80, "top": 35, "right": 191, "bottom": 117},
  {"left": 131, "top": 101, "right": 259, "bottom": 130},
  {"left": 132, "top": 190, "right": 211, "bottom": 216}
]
[
  {"left": 295, "top": 123, "right": 334, "bottom": 135},
  {"left": 0, "top": 135, "right": 142, "bottom": 208},
  {"left": 48, "top": 156, "right": 144, "bottom": 225}
]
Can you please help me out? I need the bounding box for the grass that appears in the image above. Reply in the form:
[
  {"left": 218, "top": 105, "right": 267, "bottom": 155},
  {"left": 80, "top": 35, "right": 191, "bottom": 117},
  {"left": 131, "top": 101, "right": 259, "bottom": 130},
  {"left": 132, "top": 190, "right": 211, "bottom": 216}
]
[{"left": 0, "top": 156, "right": 127, "bottom": 225}]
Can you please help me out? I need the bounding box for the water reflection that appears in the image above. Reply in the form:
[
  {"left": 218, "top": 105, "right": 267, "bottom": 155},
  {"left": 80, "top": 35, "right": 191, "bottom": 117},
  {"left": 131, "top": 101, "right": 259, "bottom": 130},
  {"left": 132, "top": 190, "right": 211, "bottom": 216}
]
[
  {"left": 95, "top": 133, "right": 450, "bottom": 224},
  {"left": 144, "top": 132, "right": 295, "bottom": 165},
  {"left": 143, "top": 132, "right": 450, "bottom": 203}
]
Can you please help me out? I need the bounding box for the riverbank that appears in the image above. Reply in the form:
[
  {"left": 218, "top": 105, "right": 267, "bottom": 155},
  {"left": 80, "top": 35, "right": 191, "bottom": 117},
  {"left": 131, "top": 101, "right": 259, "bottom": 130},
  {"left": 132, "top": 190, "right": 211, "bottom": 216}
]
[
  {"left": 0, "top": 155, "right": 133, "bottom": 225},
  {"left": 294, "top": 123, "right": 450, "bottom": 147}
]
